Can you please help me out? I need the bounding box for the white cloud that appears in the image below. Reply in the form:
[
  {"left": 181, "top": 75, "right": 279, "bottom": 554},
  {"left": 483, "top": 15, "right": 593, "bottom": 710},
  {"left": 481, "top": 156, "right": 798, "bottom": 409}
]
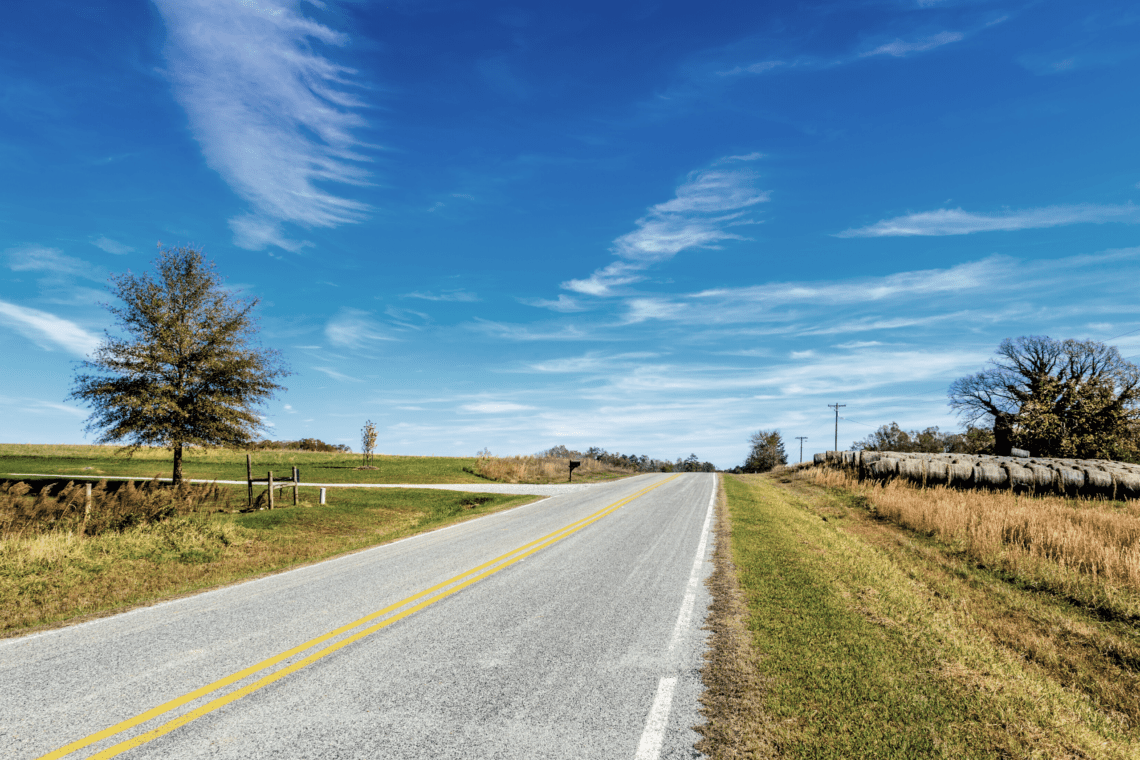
[
  {"left": 90, "top": 236, "right": 134, "bottom": 255},
  {"left": 6, "top": 245, "right": 104, "bottom": 281},
  {"left": 563, "top": 157, "right": 769, "bottom": 295},
  {"left": 862, "top": 31, "right": 963, "bottom": 58},
  {"left": 404, "top": 290, "right": 479, "bottom": 302},
  {"left": 153, "top": 0, "right": 372, "bottom": 251},
  {"left": 311, "top": 366, "right": 363, "bottom": 383},
  {"left": 469, "top": 319, "right": 592, "bottom": 341},
  {"left": 324, "top": 308, "right": 397, "bottom": 348},
  {"left": 717, "top": 60, "right": 786, "bottom": 77},
  {"left": 838, "top": 203, "right": 1140, "bottom": 237},
  {"left": 461, "top": 402, "right": 535, "bottom": 414},
  {"left": 0, "top": 299, "right": 102, "bottom": 356},
  {"left": 835, "top": 340, "right": 884, "bottom": 349},
  {"left": 522, "top": 294, "right": 587, "bottom": 312}
]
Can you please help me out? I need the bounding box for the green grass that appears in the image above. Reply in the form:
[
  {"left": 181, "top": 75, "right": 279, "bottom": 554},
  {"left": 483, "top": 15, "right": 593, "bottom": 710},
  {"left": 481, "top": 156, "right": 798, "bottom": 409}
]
[
  {"left": 722, "top": 473, "right": 1135, "bottom": 758},
  {"left": 1, "top": 483, "right": 537, "bottom": 636},
  {"left": 0, "top": 443, "right": 488, "bottom": 484}
]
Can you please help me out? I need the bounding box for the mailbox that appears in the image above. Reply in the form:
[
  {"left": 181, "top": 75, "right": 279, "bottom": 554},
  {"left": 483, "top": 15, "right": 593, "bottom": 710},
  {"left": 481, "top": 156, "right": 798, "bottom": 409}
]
[{"left": 568, "top": 460, "right": 581, "bottom": 481}]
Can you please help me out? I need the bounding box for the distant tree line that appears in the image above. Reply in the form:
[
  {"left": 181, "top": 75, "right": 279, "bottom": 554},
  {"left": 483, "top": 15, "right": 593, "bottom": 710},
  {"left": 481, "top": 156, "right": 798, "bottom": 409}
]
[
  {"left": 535, "top": 445, "right": 716, "bottom": 472},
  {"left": 249, "top": 438, "right": 351, "bottom": 453},
  {"left": 853, "top": 423, "right": 994, "bottom": 454}
]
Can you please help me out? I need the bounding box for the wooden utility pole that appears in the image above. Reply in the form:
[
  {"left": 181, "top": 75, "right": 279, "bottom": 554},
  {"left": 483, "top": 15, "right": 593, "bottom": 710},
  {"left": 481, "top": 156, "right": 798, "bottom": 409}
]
[
  {"left": 828, "top": 403, "right": 846, "bottom": 451},
  {"left": 796, "top": 436, "right": 808, "bottom": 463}
]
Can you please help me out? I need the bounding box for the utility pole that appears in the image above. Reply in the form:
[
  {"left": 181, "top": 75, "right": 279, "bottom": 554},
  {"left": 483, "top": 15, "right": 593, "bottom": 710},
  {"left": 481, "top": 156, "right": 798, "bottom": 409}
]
[
  {"left": 795, "top": 436, "right": 808, "bottom": 463},
  {"left": 828, "top": 403, "right": 846, "bottom": 452}
]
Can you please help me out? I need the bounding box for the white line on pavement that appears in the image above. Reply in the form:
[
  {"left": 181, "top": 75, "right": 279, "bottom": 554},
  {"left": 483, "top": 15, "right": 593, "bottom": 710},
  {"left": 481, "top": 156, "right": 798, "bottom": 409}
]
[{"left": 635, "top": 676, "right": 677, "bottom": 760}]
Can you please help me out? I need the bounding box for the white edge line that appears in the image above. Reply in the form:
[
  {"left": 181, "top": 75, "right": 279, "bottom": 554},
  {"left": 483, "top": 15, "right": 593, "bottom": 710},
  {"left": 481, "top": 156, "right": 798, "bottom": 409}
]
[
  {"left": 668, "top": 472, "right": 716, "bottom": 652},
  {"left": 635, "top": 676, "right": 678, "bottom": 760}
]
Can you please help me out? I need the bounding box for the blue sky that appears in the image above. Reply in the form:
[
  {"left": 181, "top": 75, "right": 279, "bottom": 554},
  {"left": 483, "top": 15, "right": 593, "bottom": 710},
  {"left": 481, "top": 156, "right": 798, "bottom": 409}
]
[{"left": 2, "top": 0, "right": 1139, "bottom": 467}]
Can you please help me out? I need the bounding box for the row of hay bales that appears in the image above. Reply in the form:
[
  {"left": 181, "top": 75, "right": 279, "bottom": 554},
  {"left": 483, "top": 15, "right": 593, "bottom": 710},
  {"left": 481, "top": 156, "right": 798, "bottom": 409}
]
[{"left": 812, "top": 450, "right": 1140, "bottom": 499}]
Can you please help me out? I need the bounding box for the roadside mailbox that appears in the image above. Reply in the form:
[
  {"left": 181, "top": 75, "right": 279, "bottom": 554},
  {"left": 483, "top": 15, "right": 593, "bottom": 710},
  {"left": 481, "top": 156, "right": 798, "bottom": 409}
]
[{"left": 568, "top": 460, "right": 581, "bottom": 482}]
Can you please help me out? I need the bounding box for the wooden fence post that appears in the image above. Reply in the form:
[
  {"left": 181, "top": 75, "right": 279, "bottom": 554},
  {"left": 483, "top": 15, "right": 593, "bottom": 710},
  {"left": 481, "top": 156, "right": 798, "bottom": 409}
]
[
  {"left": 293, "top": 466, "right": 299, "bottom": 506},
  {"left": 268, "top": 471, "right": 274, "bottom": 509},
  {"left": 246, "top": 454, "right": 253, "bottom": 506},
  {"left": 320, "top": 487, "right": 327, "bottom": 505}
]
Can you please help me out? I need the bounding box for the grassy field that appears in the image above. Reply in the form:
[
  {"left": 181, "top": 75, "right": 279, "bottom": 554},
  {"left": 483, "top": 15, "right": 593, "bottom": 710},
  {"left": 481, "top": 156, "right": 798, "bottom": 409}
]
[
  {"left": 0, "top": 443, "right": 489, "bottom": 484},
  {"left": 698, "top": 472, "right": 1140, "bottom": 758},
  {"left": 0, "top": 443, "right": 633, "bottom": 485},
  {"left": 0, "top": 482, "right": 538, "bottom": 637}
]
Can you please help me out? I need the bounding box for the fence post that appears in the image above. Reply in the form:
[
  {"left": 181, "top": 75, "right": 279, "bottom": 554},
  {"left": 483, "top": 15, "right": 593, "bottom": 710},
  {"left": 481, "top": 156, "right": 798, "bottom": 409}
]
[
  {"left": 320, "top": 487, "right": 327, "bottom": 505},
  {"left": 246, "top": 454, "right": 253, "bottom": 506},
  {"left": 268, "top": 471, "right": 274, "bottom": 509},
  {"left": 293, "top": 466, "right": 299, "bottom": 506}
]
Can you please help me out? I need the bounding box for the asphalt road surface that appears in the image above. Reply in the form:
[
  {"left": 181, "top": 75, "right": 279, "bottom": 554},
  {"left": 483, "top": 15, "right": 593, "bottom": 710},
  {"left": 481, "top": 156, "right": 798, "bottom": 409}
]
[{"left": 2, "top": 472, "right": 716, "bottom": 759}]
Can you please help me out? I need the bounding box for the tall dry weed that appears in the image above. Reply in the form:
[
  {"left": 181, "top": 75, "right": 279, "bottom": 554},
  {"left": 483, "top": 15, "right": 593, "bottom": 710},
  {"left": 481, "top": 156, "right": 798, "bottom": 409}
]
[
  {"left": 0, "top": 479, "right": 234, "bottom": 538},
  {"left": 804, "top": 468, "right": 1140, "bottom": 618}
]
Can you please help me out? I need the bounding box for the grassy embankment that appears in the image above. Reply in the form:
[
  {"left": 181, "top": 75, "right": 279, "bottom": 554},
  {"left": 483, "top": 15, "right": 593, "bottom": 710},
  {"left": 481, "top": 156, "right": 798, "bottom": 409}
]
[
  {"left": 0, "top": 443, "right": 632, "bottom": 485},
  {"left": 0, "top": 444, "right": 566, "bottom": 637},
  {"left": 698, "top": 470, "right": 1140, "bottom": 758}
]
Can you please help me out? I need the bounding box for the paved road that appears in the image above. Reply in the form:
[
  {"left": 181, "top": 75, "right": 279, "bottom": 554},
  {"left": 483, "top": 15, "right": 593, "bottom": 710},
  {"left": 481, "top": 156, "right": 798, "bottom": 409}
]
[{"left": 2, "top": 472, "right": 716, "bottom": 759}]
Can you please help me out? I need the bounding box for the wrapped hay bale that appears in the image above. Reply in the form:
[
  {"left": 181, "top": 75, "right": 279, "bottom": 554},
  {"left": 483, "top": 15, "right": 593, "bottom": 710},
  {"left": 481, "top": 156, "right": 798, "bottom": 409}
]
[
  {"left": 1056, "top": 467, "right": 1085, "bottom": 493},
  {"left": 1083, "top": 467, "right": 1114, "bottom": 496},
  {"left": 1113, "top": 470, "right": 1140, "bottom": 499},
  {"left": 1027, "top": 465, "right": 1056, "bottom": 492},
  {"left": 974, "top": 463, "right": 1008, "bottom": 488},
  {"left": 948, "top": 462, "right": 974, "bottom": 486},
  {"left": 1007, "top": 464, "right": 1036, "bottom": 490},
  {"left": 898, "top": 457, "right": 925, "bottom": 484},
  {"left": 926, "top": 460, "right": 950, "bottom": 486},
  {"left": 870, "top": 458, "right": 899, "bottom": 479}
]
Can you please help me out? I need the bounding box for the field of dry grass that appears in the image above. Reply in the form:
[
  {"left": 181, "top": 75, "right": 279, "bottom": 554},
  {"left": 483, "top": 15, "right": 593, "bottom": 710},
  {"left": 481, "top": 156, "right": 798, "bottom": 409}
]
[
  {"left": 471, "top": 453, "right": 633, "bottom": 483},
  {"left": 804, "top": 467, "right": 1140, "bottom": 621}
]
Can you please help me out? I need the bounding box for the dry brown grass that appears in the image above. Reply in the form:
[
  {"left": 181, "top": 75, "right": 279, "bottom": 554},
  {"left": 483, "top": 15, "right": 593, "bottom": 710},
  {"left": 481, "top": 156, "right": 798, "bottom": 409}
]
[
  {"left": 804, "top": 467, "right": 1140, "bottom": 620},
  {"left": 472, "top": 454, "right": 633, "bottom": 483}
]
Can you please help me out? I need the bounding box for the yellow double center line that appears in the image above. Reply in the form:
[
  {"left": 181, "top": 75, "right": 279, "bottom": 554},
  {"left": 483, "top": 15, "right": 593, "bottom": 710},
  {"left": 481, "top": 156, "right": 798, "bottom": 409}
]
[{"left": 41, "top": 475, "right": 679, "bottom": 760}]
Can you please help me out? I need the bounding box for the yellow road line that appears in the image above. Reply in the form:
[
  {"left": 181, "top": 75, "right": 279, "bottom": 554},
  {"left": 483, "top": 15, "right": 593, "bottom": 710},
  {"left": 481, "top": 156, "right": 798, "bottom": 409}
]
[{"left": 40, "top": 474, "right": 679, "bottom": 760}]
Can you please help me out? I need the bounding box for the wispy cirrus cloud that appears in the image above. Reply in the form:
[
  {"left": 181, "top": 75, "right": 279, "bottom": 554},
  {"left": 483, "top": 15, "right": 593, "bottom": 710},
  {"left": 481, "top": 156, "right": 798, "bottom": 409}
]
[
  {"left": 521, "top": 294, "right": 587, "bottom": 313},
  {"left": 461, "top": 402, "right": 535, "bottom": 414},
  {"left": 90, "top": 236, "right": 134, "bottom": 255},
  {"left": 311, "top": 366, "right": 363, "bottom": 383},
  {"left": 837, "top": 202, "right": 1140, "bottom": 237},
  {"left": 153, "top": 0, "right": 373, "bottom": 251},
  {"left": 404, "top": 290, "right": 479, "bottom": 302},
  {"left": 861, "top": 31, "right": 963, "bottom": 58},
  {"left": 563, "top": 155, "right": 768, "bottom": 296},
  {"left": 6, "top": 245, "right": 104, "bottom": 281},
  {"left": 0, "top": 299, "right": 101, "bottom": 356},
  {"left": 324, "top": 308, "right": 397, "bottom": 348}
]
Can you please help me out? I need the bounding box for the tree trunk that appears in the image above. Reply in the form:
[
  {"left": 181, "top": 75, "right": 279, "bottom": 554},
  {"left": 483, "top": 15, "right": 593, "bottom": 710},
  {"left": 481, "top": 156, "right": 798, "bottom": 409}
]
[
  {"left": 993, "top": 416, "right": 1014, "bottom": 456},
  {"left": 172, "top": 442, "right": 184, "bottom": 485}
]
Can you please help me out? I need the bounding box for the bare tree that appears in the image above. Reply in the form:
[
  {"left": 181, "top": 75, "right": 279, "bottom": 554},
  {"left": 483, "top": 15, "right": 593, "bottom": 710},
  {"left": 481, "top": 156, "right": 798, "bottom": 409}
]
[
  {"left": 70, "top": 246, "right": 289, "bottom": 484},
  {"left": 948, "top": 336, "right": 1140, "bottom": 458},
  {"left": 361, "top": 420, "right": 378, "bottom": 468}
]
